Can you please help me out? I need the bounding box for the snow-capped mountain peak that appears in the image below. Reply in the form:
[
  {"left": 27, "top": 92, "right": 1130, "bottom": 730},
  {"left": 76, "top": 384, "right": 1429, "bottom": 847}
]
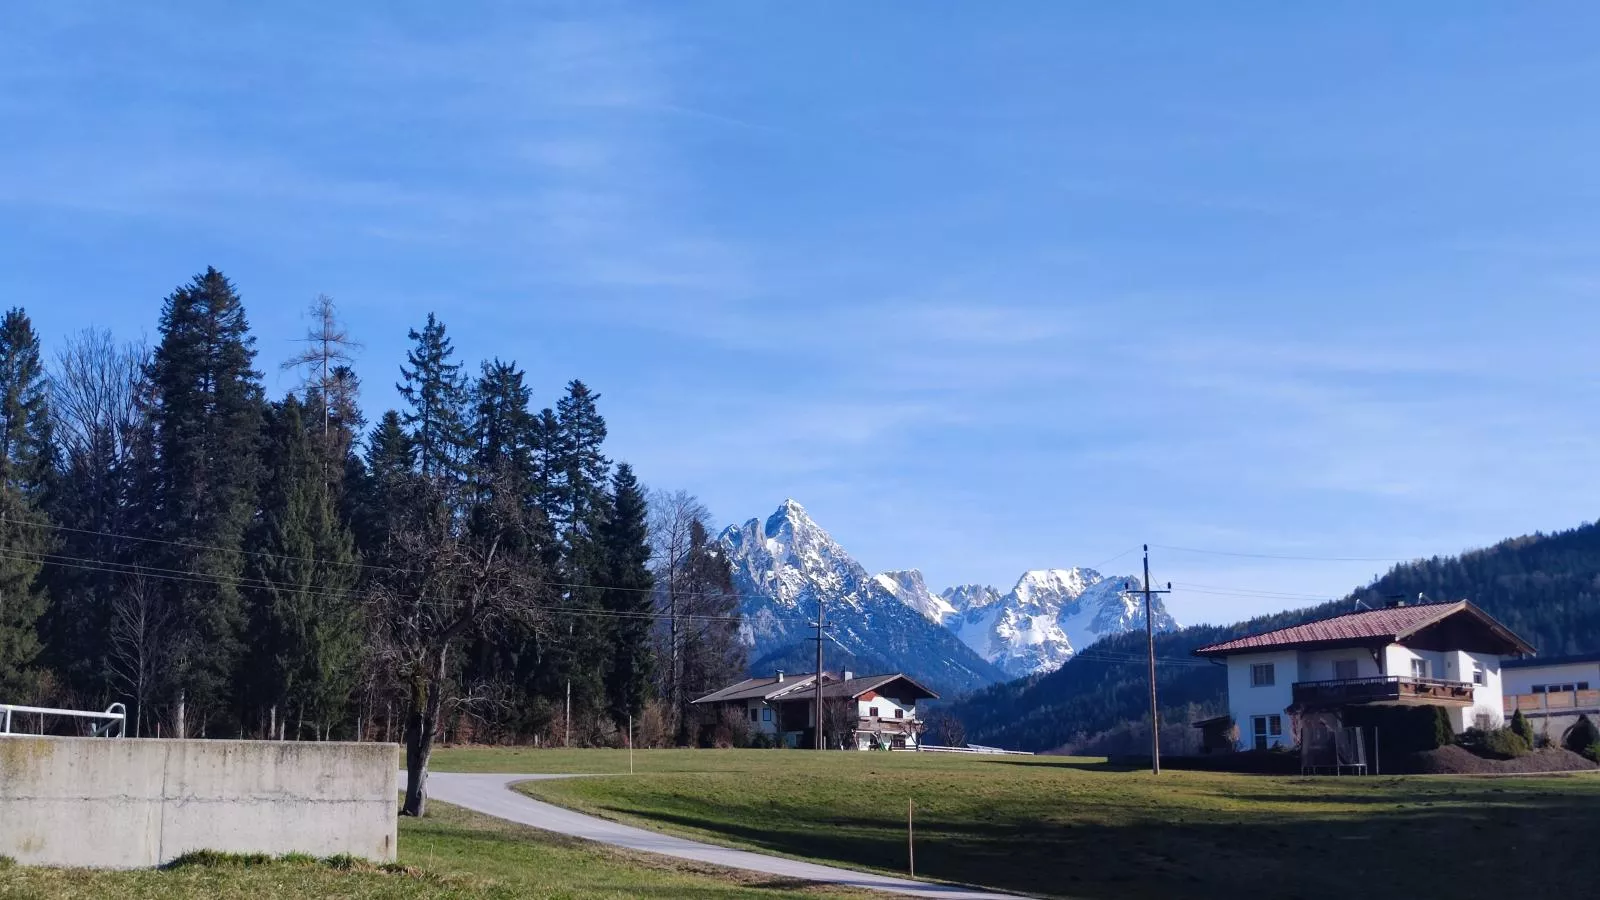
[
  {"left": 893, "top": 566, "right": 1179, "bottom": 678},
  {"left": 720, "top": 502, "right": 1008, "bottom": 696},
  {"left": 873, "top": 569, "right": 959, "bottom": 624}
]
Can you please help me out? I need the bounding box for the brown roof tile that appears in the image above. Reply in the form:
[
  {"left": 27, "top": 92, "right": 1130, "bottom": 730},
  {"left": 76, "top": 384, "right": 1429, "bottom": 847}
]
[{"left": 1193, "top": 602, "right": 1477, "bottom": 656}]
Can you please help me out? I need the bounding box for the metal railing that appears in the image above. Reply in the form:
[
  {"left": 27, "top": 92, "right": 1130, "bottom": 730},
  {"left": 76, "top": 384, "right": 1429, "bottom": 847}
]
[{"left": 0, "top": 702, "right": 126, "bottom": 738}]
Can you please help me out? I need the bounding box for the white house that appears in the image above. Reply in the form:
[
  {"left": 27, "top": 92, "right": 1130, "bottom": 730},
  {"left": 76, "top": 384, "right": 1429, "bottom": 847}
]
[
  {"left": 1192, "top": 600, "right": 1534, "bottom": 752},
  {"left": 690, "top": 671, "right": 938, "bottom": 749},
  {"left": 1500, "top": 653, "right": 1600, "bottom": 744}
]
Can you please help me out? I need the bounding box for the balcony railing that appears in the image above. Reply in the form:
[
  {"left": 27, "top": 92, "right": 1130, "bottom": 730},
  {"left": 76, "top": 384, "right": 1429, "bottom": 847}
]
[{"left": 1292, "top": 676, "right": 1475, "bottom": 708}]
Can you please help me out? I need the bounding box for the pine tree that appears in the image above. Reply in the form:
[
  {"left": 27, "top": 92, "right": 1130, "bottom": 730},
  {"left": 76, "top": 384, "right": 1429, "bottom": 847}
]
[
  {"left": 0, "top": 486, "right": 49, "bottom": 698},
  {"left": 144, "top": 267, "right": 264, "bottom": 733},
  {"left": 679, "top": 517, "right": 745, "bottom": 738},
  {"left": 0, "top": 308, "right": 54, "bottom": 499},
  {"left": 0, "top": 308, "right": 54, "bottom": 699},
  {"left": 553, "top": 380, "right": 608, "bottom": 541},
  {"left": 396, "top": 314, "right": 468, "bottom": 485},
  {"left": 246, "top": 397, "right": 361, "bottom": 739},
  {"left": 349, "top": 410, "right": 414, "bottom": 559},
  {"left": 601, "top": 463, "right": 654, "bottom": 726},
  {"left": 550, "top": 381, "right": 611, "bottom": 727}
]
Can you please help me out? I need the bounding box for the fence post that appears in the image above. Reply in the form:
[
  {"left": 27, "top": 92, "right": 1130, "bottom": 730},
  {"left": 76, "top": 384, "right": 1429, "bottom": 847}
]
[{"left": 908, "top": 797, "right": 915, "bottom": 877}]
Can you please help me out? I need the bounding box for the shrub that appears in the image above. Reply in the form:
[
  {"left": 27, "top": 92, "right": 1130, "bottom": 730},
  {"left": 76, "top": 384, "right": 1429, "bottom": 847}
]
[
  {"left": 1586, "top": 742, "right": 1600, "bottom": 764},
  {"left": 1510, "top": 709, "right": 1534, "bottom": 744},
  {"left": 1564, "top": 714, "right": 1600, "bottom": 755},
  {"left": 1459, "top": 726, "right": 1529, "bottom": 759},
  {"left": 1344, "top": 704, "right": 1455, "bottom": 754}
]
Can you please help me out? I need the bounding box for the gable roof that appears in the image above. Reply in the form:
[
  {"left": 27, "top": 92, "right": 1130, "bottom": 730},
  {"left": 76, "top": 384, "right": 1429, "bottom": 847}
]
[
  {"left": 690, "top": 675, "right": 820, "bottom": 705},
  {"left": 690, "top": 672, "right": 939, "bottom": 705},
  {"left": 1193, "top": 601, "right": 1534, "bottom": 657},
  {"left": 819, "top": 673, "right": 939, "bottom": 701}
]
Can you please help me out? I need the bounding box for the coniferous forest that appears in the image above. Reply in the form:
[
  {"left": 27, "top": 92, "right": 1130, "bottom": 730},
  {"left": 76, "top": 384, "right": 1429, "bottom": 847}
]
[{"left": 0, "top": 268, "right": 746, "bottom": 811}]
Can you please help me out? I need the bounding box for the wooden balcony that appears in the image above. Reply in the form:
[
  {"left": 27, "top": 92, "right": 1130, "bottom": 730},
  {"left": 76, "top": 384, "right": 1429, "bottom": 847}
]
[
  {"left": 1504, "top": 689, "right": 1600, "bottom": 715},
  {"left": 1292, "top": 676, "right": 1475, "bottom": 708}
]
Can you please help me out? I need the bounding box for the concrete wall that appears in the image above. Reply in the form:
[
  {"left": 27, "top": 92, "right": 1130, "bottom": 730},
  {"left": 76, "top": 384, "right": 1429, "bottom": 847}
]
[{"left": 0, "top": 737, "right": 397, "bottom": 868}]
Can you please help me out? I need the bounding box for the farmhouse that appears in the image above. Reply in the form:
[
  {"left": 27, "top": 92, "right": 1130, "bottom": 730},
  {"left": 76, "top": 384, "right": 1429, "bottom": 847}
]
[
  {"left": 1501, "top": 652, "right": 1600, "bottom": 743},
  {"left": 1193, "top": 600, "right": 1533, "bottom": 753},
  {"left": 691, "top": 671, "right": 937, "bottom": 750}
]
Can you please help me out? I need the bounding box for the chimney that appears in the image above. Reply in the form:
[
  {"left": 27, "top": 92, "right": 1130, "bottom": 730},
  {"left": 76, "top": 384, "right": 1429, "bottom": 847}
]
[
  {"left": 843, "top": 671, "right": 854, "bottom": 681},
  {"left": 775, "top": 671, "right": 784, "bottom": 682}
]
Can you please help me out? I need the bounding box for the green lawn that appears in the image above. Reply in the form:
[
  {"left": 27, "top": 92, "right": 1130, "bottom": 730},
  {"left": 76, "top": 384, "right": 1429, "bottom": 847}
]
[
  {"left": 464, "top": 748, "right": 1600, "bottom": 900},
  {"left": 0, "top": 800, "right": 868, "bottom": 900}
]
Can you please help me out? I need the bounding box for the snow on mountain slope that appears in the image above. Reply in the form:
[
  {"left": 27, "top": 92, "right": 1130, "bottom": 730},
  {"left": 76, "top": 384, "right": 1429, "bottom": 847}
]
[
  {"left": 874, "top": 570, "right": 960, "bottom": 625},
  {"left": 890, "top": 567, "right": 1181, "bottom": 678},
  {"left": 720, "top": 501, "right": 1008, "bottom": 696}
]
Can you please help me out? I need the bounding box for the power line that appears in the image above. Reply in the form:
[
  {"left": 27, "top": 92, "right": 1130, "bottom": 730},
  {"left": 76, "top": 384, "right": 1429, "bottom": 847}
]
[{"left": 0, "top": 546, "right": 760, "bottom": 626}]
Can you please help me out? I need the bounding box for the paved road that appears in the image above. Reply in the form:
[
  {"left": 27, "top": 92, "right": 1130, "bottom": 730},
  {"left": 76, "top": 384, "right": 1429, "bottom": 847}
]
[{"left": 426, "top": 772, "right": 1029, "bottom": 899}]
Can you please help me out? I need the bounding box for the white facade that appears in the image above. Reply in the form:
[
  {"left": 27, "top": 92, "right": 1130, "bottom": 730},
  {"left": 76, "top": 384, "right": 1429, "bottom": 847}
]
[
  {"left": 1220, "top": 643, "right": 1506, "bottom": 748},
  {"left": 1502, "top": 660, "right": 1599, "bottom": 696}
]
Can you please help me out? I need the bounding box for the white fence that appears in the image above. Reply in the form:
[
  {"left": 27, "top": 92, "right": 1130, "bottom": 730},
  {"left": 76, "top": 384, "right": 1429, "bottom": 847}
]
[
  {"left": 0, "top": 702, "right": 126, "bottom": 738},
  {"left": 917, "top": 743, "right": 1034, "bottom": 756}
]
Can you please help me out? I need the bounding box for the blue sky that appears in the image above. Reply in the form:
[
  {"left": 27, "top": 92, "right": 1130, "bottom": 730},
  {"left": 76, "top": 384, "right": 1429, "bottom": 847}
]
[{"left": 4, "top": 2, "right": 1599, "bottom": 625}]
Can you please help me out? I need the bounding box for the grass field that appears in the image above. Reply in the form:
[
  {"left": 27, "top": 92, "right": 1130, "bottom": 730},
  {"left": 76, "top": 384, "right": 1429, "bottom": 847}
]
[
  {"left": 443, "top": 747, "right": 1600, "bottom": 900},
  {"left": 0, "top": 799, "right": 867, "bottom": 900}
]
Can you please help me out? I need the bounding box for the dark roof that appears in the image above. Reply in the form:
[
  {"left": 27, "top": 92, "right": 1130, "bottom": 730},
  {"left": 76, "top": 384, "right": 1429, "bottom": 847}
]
[
  {"left": 1502, "top": 652, "right": 1600, "bottom": 669},
  {"left": 690, "top": 674, "right": 819, "bottom": 705},
  {"left": 691, "top": 672, "right": 939, "bottom": 705},
  {"left": 1193, "top": 601, "right": 1535, "bottom": 657},
  {"left": 820, "top": 673, "right": 939, "bottom": 701}
]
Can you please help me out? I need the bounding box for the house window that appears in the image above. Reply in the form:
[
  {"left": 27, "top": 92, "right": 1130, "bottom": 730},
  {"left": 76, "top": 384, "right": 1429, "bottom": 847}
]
[
  {"left": 869, "top": 707, "right": 880, "bottom": 718},
  {"left": 1472, "top": 662, "right": 1486, "bottom": 686},
  {"left": 1410, "top": 659, "right": 1429, "bottom": 680},
  {"left": 762, "top": 708, "right": 772, "bottom": 722},
  {"left": 1475, "top": 712, "right": 1493, "bottom": 730},
  {"left": 1535, "top": 683, "right": 1583, "bottom": 694},
  {"left": 1250, "top": 715, "right": 1282, "bottom": 750},
  {"left": 1334, "top": 659, "right": 1359, "bottom": 680},
  {"left": 750, "top": 708, "right": 759, "bottom": 723},
  {"left": 895, "top": 709, "right": 904, "bottom": 719},
  {"left": 1250, "top": 664, "right": 1275, "bottom": 687}
]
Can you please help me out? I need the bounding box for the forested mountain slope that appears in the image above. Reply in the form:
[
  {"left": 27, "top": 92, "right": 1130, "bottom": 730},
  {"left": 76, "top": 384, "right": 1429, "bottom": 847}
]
[{"left": 953, "top": 522, "right": 1600, "bottom": 752}]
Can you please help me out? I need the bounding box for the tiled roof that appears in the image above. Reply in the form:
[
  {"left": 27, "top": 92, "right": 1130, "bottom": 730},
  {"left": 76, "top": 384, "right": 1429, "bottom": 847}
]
[
  {"left": 1193, "top": 602, "right": 1475, "bottom": 656},
  {"left": 690, "top": 675, "right": 818, "bottom": 704}
]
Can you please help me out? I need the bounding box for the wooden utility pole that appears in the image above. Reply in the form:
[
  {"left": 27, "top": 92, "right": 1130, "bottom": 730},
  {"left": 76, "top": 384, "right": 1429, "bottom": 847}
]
[
  {"left": 908, "top": 798, "right": 915, "bottom": 876},
  {"left": 1128, "top": 546, "right": 1171, "bottom": 775},
  {"left": 814, "top": 594, "right": 826, "bottom": 750}
]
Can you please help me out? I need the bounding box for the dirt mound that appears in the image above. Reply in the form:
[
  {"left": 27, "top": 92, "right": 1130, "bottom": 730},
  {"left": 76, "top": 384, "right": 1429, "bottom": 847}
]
[{"left": 1409, "top": 745, "right": 1598, "bottom": 775}]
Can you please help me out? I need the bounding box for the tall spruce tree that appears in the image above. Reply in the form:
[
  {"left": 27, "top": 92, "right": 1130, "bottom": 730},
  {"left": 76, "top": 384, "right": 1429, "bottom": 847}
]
[
  {"left": 601, "top": 463, "right": 654, "bottom": 725},
  {"left": 553, "top": 380, "right": 608, "bottom": 540},
  {"left": 0, "top": 308, "right": 54, "bottom": 698},
  {"left": 551, "top": 380, "right": 611, "bottom": 726},
  {"left": 145, "top": 267, "right": 264, "bottom": 734},
  {"left": 246, "top": 397, "right": 361, "bottom": 739},
  {"left": 0, "top": 309, "right": 54, "bottom": 498},
  {"left": 396, "top": 314, "right": 468, "bottom": 485}
]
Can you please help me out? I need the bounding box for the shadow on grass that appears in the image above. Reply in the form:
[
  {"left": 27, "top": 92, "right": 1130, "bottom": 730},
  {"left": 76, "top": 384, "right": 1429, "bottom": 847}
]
[{"left": 604, "top": 789, "right": 1600, "bottom": 900}]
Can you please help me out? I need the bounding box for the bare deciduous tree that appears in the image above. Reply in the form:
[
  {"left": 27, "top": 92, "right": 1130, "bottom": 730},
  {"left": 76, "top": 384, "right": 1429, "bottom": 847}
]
[
  {"left": 371, "top": 484, "right": 543, "bottom": 817},
  {"left": 648, "top": 489, "right": 708, "bottom": 729},
  {"left": 107, "top": 572, "right": 171, "bottom": 737}
]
